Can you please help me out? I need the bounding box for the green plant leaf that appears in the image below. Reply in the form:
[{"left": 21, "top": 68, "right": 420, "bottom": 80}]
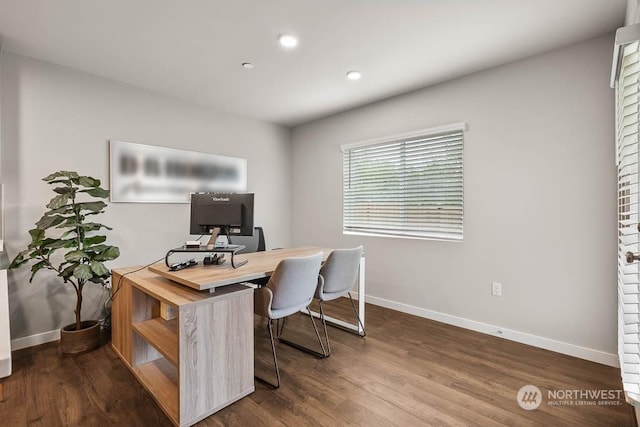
[
  {"left": 36, "top": 214, "right": 65, "bottom": 230},
  {"left": 39, "top": 238, "right": 59, "bottom": 249},
  {"left": 42, "top": 172, "right": 66, "bottom": 181},
  {"left": 94, "top": 246, "right": 120, "bottom": 261},
  {"left": 46, "top": 239, "right": 76, "bottom": 249},
  {"left": 55, "top": 217, "right": 80, "bottom": 228},
  {"left": 76, "top": 223, "right": 98, "bottom": 232},
  {"left": 80, "top": 187, "right": 109, "bottom": 198},
  {"left": 60, "top": 264, "right": 76, "bottom": 281},
  {"left": 78, "top": 176, "right": 100, "bottom": 187},
  {"left": 27, "top": 229, "right": 54, "bottom": 250},
  {"left": 8, "top": 250, "right": 29, "bottom": 269},
  {"left": 83, "top": 235, "right": 106, "bottom": 246},
  {"left": 65, "top": 251, "right": 87, "bottom": 262},
  {"left": 77, "top": 222, "right": 112, "bottom": 232},
  {"left": 46, "top": 194, "right": 69, "bottom": 209},
  {"left": 28, "top": 228, "right": 45, "bottom": 243},
  {"left": 73, "top": 264, "right": 93, "bottom": 280},
  {"left": 53, "top": 186, "right": 74, "bottom": 195},
  {"left": 46, "top": 180, "right": 73, "bottom": 186},
  {"left": 46, "top": 205, "right": 74, "bottom": 215},
  {"left": 29, "top": 261, "right": 47, "bottom": 283},
  {"left": 60, "top": 229, "right": 76, "bottom": 239},
  {"left": 77, "top": 201, "right": 106, "bottom": 213},
  {"left": 90, "top": 261, "right": 109, "bottom": 276},
  {"left": 43, "top": 171, "right": 78, "bottom": 181}
]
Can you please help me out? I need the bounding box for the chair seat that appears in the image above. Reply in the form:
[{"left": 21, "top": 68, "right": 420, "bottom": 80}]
[
  {"left": 317, "top": 290, "right": 347, "bottom": 302},
  {"left": 270, "top": 302, "right": 310, "bottom": 320}
]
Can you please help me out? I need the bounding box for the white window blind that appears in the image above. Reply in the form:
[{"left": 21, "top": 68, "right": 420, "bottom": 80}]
[
  {"left": 615, "top": 37, "right": 640, "bottom": 402},
  {"left": 342, "top": 124, "right": 465, "bottom": 241}
]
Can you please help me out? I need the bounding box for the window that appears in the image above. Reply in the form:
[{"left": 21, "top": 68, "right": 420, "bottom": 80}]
[
  {"left": 342, "top": 123, "right": 465, "bottom": 241},
  {"left": 613, "top": 35, "right": 640, "bottom": 402}
]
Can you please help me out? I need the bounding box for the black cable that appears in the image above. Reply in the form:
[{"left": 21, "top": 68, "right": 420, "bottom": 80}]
[
  {"left": 109, "top": 234, "right": 205, "bottom": 302},
  {"left": 109, "top": 256, "right": 164, "bottom": 302},
  {"left": 104, "top": 259, "right": 162, "bottom": 331},
  {"left": 103, "top": 235, "right": 205, "bottom": 330}
]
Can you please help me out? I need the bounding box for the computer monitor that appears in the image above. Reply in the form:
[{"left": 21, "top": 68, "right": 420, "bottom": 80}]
[{"left": 190, "top": 192, "right": 254, "bottom": 249}]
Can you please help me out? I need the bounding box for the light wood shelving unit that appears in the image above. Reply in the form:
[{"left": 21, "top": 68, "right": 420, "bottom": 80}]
[
  {"left": 111, "top": 267, "right": 254, "bottom": 427},
  {"left": 132, "top": 317, "right": 179, "bottom": 365}
]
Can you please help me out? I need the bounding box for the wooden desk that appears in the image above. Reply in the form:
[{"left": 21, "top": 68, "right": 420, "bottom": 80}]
[
  {"left": 149, "top": 247, "right": 330, "bottom": 291},
  {"left": 111, "top": 247, "right": 365, "bottom": 427},
  {"left": 111, "top": 269, "right": 254, "bottom": 427},
  {"left": 149, "top": 246, "right": 366, "bottom": 335}
]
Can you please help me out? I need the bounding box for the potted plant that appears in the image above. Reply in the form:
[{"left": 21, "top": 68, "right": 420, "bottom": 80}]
[{"left": 9, "top": 171, "right": 120, "bottom": 353}]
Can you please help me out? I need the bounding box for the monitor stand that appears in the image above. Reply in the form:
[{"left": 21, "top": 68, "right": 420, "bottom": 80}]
[{"left": 206, "top": 227, "right": 223, "bottom": 250}]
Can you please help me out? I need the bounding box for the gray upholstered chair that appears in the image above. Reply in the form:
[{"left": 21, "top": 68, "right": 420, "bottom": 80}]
[
  {"left": 229, "top": 226, "right": 266, "bottom": 254},
  {"left": 315, "top": 246, "right": 365, "bottom": 357},
  {"left": 230, "top": 227, "right": 269, "bottom": 286},
  {"left": 254, "top": 252, "right": 326, "bottom": 388}
]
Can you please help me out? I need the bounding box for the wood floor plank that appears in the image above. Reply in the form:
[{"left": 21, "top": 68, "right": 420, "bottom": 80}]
[
  {"left": 0, "top": 371, "right": 26, "bottom": 425},
  {"left": 2, "top": 299, "right": 633, "bottom": 426}
]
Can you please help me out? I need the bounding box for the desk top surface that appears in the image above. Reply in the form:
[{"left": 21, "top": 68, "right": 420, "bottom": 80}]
[
  {"left": 112, "top": 267, "right": 251, "bottom": 307},
  {"left": 146, "top": 246, "right": 330, "bottom": 291}
]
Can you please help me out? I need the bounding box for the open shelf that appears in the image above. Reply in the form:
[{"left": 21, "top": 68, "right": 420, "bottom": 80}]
[
  {"left": 134, "top": 357, "right": 179, "bottom": 425},
  {"left": 113, "top": 267, "right": 255, "bottom": 426},
  {"left": 132, "top": 317, "right": 178, "bottom": 366}
]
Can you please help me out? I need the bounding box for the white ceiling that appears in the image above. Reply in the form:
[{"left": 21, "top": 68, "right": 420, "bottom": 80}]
[{"left": 0, "top": 0, "right": 627, "bottom": 127}]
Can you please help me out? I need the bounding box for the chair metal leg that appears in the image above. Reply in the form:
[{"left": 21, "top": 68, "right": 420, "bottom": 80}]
[
  {"left": 316, "top": 292, "right": 366, "bottom": 338},
  {"left": 316, "top": 294, "right": 364, "bottom": 357},
  {"left": 278, "top": 306, "right": 328, "bottom": 358},
  {"left": 318, "top": 301, "right": 331, "bottom": 357},
  {"left": 255, "top": 318, "right": 281, "bottom": 389},
  {"left": 277, "top": 317, "right": 286, "bottom": 337},
  {"left": 348, "top": 292, "right": 366, "bottom": 337}
]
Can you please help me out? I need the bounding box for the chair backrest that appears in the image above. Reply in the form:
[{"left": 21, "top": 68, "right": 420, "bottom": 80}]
[
  {"left": 319, "top": 246, "right": 363, "bottom": 295},
  {"left": 230, "top": 227, "right": 266, "bottom": 254},
  {"left": 269, "top": 252, "right": 323, "bottom": 312}
]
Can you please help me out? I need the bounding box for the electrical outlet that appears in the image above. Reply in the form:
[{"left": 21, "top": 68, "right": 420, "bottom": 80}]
[{"left": 491, "top": 281, "right": 502, "bottom": 297}]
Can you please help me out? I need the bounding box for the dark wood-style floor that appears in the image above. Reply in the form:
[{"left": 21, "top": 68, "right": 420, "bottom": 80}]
[{"left": 0, "top": 299, "right": 633, "bottom": 426}]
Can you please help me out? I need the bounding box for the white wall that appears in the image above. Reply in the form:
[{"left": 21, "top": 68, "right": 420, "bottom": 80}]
[
  {"left": 627, "top": 0, "right": 640, "bottom": 25},
  {"left": 291, "top": 35, "right": 617, "bottom": 357},
  {"left": 0, "top": 52, "right": 292, "bottom": 340}
]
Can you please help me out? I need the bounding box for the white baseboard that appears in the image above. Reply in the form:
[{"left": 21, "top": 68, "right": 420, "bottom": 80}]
[
  {"left": 351, "top": 292, "right": 618, "bottom": 367},
  {"left": 11, "top": 329, "right": 60, "bottom": 351}
]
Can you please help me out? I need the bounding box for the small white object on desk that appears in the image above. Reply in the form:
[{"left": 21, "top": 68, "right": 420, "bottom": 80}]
[{"left": 185, "top": 240, "right": 201, "bottom": 249}]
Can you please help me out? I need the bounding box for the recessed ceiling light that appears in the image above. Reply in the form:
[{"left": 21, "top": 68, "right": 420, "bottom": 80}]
[
  {"left": 346, "top": 70, "right": 362, "bottom": 80},
  {"left": 278, "top": 34, "right": 298, "bottom": 48},
  {"left": 242, "top": 62, "right": 254, "bottom": 70}
]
